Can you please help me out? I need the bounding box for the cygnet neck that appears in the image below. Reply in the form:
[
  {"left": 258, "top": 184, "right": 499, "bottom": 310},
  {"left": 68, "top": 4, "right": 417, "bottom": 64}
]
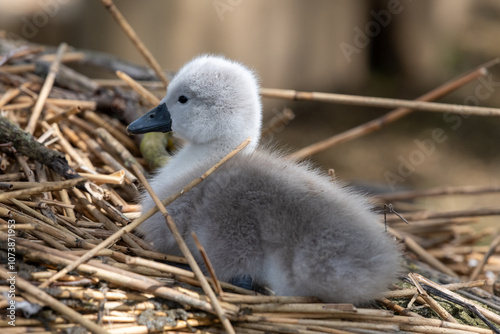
[{"left": 183, "top": 131, "right": 260, "bottom": 165}]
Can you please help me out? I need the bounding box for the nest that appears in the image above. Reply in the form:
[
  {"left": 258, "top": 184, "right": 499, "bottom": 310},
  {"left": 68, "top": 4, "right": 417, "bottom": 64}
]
[{"left": 1, "top": 3, "right": 500, "bottom": 333}]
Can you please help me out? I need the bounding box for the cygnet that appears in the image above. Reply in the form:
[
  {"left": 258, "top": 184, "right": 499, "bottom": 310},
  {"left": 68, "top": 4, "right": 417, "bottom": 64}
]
[{"left": 127, "top": 55, "right": 401, "bottom": 304}]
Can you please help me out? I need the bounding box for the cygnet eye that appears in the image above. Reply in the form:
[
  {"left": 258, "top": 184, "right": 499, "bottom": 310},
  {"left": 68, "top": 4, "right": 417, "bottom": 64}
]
[{"left": 178, "top": 95, "right": 188, "bottom": 104}]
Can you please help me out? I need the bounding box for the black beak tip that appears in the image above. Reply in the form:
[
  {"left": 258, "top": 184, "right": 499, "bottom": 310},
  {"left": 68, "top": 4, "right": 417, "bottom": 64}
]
[
  {"left": 126, "top": 121, "right": 142, "bottom": 135},
  {"left": 126, "top": 104, "right": 172, "bottom": 135},
  {"left": 126, "top": 123, "right": 139, "bottom": 135}
]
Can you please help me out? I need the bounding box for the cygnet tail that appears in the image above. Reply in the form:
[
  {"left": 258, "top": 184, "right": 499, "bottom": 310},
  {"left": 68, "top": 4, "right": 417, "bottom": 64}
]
[{"left": 264, "top": 229, "right": 401, "bottom": 304}]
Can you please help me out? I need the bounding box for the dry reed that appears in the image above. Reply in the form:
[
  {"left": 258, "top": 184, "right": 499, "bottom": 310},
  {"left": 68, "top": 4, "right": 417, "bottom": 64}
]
[{"left": 1, "top": 32, "right": 500, "bottom": 334}]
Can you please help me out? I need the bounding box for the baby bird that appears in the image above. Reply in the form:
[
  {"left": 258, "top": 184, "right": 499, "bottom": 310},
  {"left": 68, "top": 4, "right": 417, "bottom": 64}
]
[{"left": 127, "top": 55, "right": 401, "bottom": 304}]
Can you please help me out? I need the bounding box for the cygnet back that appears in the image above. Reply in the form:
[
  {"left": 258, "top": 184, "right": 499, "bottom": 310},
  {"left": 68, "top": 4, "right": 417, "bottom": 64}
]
[{"left": 138, "top": 148, "right": 401, "bottom": 304}]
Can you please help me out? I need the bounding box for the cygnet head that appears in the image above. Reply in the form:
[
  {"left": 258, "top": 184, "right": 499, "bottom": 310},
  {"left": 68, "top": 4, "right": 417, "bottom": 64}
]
[{"left": 128, "top": 55, "right": 262, "bottom": 150}]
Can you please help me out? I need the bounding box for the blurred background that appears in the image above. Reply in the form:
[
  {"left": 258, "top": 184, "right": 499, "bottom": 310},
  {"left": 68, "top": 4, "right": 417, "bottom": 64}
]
[{"left": 1, "top": 0, "right": 500, "bottom": 218}]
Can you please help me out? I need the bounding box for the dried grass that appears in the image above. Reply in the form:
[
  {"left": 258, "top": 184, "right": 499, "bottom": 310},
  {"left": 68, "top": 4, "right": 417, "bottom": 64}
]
[{"left": 1, "top": 3, "right": 500, "bottom": 332}]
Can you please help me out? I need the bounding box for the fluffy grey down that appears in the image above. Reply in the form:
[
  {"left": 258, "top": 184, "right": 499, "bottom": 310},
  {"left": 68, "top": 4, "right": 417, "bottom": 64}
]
[{"left": 134, "top": 55, "right": 401, "bottom": 304}]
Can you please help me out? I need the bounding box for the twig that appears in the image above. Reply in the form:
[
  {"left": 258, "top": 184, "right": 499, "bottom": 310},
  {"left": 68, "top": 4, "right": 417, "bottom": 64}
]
[
  {"left": 45, "top": 105, "right": 82, "bottom": 124},
  {"left": 37, "top": 138, "right": 250, "bottom": 290},
  {"left": 125, "top": 247, "right": 187, "bottom": 264},
  {"left": 262, "top": 86, "right": 500, "bottom": 117},
  {"left": 247, "top": 308, "right": 496, "bottom": 334},
  {"left": 25, "top": 43, "right": 67, "bottom": 135},
  {"left": 377, "top": 184, "right": 500, "bottom": 202},
  {"left": 437, "top": 305, "right": 499, "bottom": 334},
  {"left": 95, "top": 127, "right": 144, "bottom": 174},
  {"left": 79, "top": 171, "right": 125, "bottom": 185},
  {"left": 385, "top": 280, "right": 486, "bottom": 299},
  {"left": 408, "top": 273, "right": 458, "bottom": 323},
  {"left": 51, "top": 192, "right": 77, "bottom": 219},
  {"left": 0, "top": 223, "right": 34, "bottom": 230},
  {"left": 221, "top": 294, "right": 319, "bottom": 304},
  {"left": 4, "top": 200, "right": 87, "bottom": 246},
  {"left": 0, "top": 63, "right": 36, "bottom": 74},
  {"left": 9, "top": 198, "right": 58, "bottom": 228},
  {"left": 35, "top": 61, "right": 99, "bottom": 94},
  {"left": 67, "top": 49, "right": 158, "bottom": 81},
  {"left": 0, "top": 178, "right": 85, "bottom": 201},
  {"left": 100, "top": 0, "right": 169, "bottom": 87},
  {"left": 385, "top": 207, "right": 500, "bottom": 223},
  {"left": 0, "top": 83, "right": 29, "bottom": 109},
  {"left": 388, "top": 227, "right": 458, "bottom": 277},
  {"left": 236, "top": 321, "right": 357, "bottom": 334},
  {"left": 459, "top": 290, "right": 500, "bottom": 314},
  {"left": 191, "top": 231, "right": 224, "bottom": 296},
  {"left": 16, "top": 154, "right": 35, "bottom": 182},
  {"left": 83, "top": 133, "right": 137, "bottom": 184},
  {"left": 239, "top": 303, "right": 376, "bottom": 315},
  {"left": 131, "top": 161, "right": 235, "bottom": 333},
  {"left": 45, "top": 98, "right": 96, "bottom": 109},
  {"left": 116, "top": 70, "right": 160, "bottom": 105},
  {"left": 388, "top": 217, "right": 475, "bottom": 234},
  {"left": 378, "top": 297, "right": 423, "bottom": 317},
  {"left": 3, "top": 236, "right": 225, "bottom": 315},
  {"left": 95, "top": 78, "right": 164, "bottom": 89},
  {"left": 5, "top": 181, "right": 84, "bottom": 190},
  {"left": 177, "top": 276, "right": 255, "bottom": 296},
  {"left": 469, "top": 229, "right": 500, "bottom": 281},
  {"left": 0, "top": 182, "right": 13, "bottom": 190},
  {"left": 413, "top": 273, "right": 500, "bottom": 333},
  {"left": 0, "top": 266, "right": 108, "bottom": 334},
  {"left": 70, "top": 187, "right": 141, "bottom": 250},
  {"left": 0, "top": 208, "right": 68, "bottom": 250},
  {"left": 60, "top": 124, "right": 89, "bottom": 155},
  {"left": 124, "top": 256, "right": 204, "bottom": 283},
  {"left": 0, "top": 45, "right": 43, "bottom": 66},
  {"left": 384, "top": 203, "right": 410, "bottom": 231},
  {"left": 105, "top": 319, "right": 216, "bottom": 334},
  {"left": 45, "top": 122, "right": 88, "bottom": 170},
  {"left": 0, "top": 116, "right": 80, "bottom": 180},
  {"left": 283, "top": 61, "right": 494, "bottom": 159},
  {"left": 243, "top": 315, "right": 400, "bottom": 332},
  {"left": 84, "top": 110, "right": 138, "bottom": 155}
]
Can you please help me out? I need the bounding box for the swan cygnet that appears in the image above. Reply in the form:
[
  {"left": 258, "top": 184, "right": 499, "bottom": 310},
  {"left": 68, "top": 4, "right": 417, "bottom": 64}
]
[{"left": 127, "top": 55, "right": 401, "bottom": 304}]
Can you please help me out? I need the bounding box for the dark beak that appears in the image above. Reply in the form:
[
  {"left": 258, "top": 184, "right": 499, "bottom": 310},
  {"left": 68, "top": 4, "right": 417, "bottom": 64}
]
[{"left": 127, "top": 103, "right": 172, "bottom": 134}]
